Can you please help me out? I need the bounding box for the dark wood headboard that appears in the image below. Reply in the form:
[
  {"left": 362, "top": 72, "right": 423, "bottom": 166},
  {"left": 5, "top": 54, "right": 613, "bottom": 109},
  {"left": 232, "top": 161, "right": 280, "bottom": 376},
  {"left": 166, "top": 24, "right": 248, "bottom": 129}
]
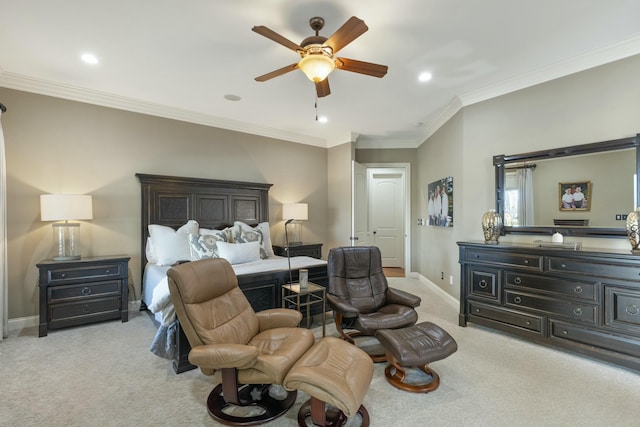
[{"left": 136, "top": 173, "right": 273, "bottom": 283}]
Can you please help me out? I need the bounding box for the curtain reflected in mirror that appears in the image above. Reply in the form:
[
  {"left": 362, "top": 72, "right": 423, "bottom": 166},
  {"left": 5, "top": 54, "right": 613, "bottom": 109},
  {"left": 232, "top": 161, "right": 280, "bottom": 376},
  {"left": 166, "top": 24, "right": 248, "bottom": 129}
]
[{"left": 504, "top": 165, "right": 535, "bottom": 226}]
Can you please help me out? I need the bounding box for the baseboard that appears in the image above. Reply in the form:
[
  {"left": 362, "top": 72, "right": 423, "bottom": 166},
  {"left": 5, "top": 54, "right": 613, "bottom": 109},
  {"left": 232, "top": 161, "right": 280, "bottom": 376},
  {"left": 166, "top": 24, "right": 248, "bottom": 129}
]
[
  {"left": 8, "top": 315, "right": 38, "bottom": 333},
  {"left": 416, "top": 273, "right": 459, "bottom": 310}
]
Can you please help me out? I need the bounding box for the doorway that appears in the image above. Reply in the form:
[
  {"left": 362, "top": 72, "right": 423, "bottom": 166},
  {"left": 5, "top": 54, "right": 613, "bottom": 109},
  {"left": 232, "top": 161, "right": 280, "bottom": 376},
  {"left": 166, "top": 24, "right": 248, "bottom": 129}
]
[{"left": 351, "top": 162, "right": 410, "bottom": 271}]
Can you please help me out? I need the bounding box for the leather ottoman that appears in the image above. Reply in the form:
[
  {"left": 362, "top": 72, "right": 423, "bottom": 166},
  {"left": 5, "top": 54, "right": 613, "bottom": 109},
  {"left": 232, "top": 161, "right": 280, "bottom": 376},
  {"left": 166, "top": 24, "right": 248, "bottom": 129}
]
[{"left": 375, "top": 321, "right": 457, "bottom": 393}]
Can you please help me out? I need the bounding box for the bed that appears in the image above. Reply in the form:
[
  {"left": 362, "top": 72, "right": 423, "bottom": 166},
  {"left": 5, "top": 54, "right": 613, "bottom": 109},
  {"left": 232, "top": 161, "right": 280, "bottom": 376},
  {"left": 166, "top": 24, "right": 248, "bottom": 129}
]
[{"left": 136, "top": 173, "right": 328, "bottom": 373}]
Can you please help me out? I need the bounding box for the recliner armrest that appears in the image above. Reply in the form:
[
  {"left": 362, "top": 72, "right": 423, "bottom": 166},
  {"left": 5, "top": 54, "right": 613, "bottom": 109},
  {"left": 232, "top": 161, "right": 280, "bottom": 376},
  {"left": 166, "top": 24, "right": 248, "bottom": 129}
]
[
  {"left": 386, "top": 287, "right": 421, "bottom": 308},
  {"left": 327, "top": 294, "right": 360, "bottom": 318},
  {"left": 188, "top": 343, "right": 259, "bottom": 369},
  {"left": 256, "top": 308, "right": 303, "bottom": 331}
]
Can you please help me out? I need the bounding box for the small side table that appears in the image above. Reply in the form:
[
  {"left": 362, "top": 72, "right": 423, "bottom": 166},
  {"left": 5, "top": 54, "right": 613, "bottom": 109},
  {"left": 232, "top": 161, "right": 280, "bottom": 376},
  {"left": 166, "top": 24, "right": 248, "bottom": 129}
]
[{"left": 282, "top": 282, "right": 326, "bottom": 337}]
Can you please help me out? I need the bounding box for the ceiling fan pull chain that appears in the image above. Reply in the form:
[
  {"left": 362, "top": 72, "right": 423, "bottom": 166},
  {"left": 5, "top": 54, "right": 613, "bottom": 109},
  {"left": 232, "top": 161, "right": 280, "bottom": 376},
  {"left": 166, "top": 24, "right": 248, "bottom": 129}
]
[{"left": 315, "top": 95, "right": 318, "bottom": 122}]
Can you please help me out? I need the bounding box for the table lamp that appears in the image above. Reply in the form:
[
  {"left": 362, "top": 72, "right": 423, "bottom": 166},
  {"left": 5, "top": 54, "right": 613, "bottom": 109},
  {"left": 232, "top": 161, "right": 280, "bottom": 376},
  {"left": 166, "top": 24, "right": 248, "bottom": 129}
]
[
  {"left": 40, "top": 194, "right": 93, "bottom": 261},
  {"left": 282, "top": 203, "right": 308, "bottom": 245}
]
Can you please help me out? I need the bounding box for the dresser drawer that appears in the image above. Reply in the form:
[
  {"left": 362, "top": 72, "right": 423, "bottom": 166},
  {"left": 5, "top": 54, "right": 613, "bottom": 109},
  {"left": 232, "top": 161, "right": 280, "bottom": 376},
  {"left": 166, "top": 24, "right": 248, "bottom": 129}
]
[
  {"left": 505, "top": 290, "right": 597, "bottom": 324},
  {"left": 468, "top": 268, "right": 500, "bottom": 302},
  {"left": 465, "top": 249, "right": 542, "bottom": 271},
  {"left": 550, "top": 320, "right": 640, "bottom": 358},
  {"left": 48, "top": 280, "right": 122, "bottom": 302},
  {"left": 504, "top": 271, "right": 597, "bottom": 301},
  {"left": 469, "top": 301, "right": 542, "bottom": 332},
  {"left": 49, "top": 296, "right": 121, "bottom": 325},
  {"left": 605, "top": 286, "right": 640, "bottom": 333},
  {"left": 47, "top": 263, "right": 124, "bottom": 284},
  {"left": 547, "top": 257, "right": 640, "bottom": 281}
]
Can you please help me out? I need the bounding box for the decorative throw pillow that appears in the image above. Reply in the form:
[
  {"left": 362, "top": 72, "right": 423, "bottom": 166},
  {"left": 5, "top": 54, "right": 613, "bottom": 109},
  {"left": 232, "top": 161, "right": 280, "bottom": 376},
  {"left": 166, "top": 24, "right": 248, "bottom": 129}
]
[
  {"left": 217, "top": 241, "right": 261, "bottom": 265},
  {"left": 229, "top": 225, "right": 268, "bottom": 259},
  {"left": 188, "top": 231, "right": 227, "bottom": 260},
  {"left": 235, "top": 221, "right": 274, "bottom": 258},
  {"left": 148, "top": 220, "right": 198, "bottom": 266}
]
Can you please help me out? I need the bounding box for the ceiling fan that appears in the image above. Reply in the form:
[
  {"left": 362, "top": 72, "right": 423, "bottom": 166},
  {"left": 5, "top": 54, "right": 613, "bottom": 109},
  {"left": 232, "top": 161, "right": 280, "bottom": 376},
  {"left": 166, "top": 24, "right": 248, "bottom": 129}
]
[{"left": 252, "top": 16, "right": 388, "bottom": 97}]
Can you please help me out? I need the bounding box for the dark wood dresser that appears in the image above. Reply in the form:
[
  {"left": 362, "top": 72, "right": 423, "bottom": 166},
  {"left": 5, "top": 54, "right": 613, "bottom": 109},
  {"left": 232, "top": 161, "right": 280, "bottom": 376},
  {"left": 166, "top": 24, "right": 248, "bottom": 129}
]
[
  {"left": 37, "top": 256, "right": 130, "bottom": 337},
  {"left": 458, "top": 241, "right": 640, "bottom": 371}
]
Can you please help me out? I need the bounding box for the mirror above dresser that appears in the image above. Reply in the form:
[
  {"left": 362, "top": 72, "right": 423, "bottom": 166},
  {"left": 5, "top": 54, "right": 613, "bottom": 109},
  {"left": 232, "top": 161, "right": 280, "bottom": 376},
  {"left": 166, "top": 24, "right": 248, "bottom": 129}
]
[{"left": 494, "top": 133, "right": 640, "bottom": 238}]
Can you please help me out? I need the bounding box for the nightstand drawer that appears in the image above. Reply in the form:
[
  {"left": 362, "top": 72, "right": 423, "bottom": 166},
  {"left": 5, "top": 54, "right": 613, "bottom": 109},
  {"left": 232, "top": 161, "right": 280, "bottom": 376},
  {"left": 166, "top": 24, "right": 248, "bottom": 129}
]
[
  {"left": 47, "top": 263, "right": 124, "bottom": 283},
  {"left": 49, "top": 297, "right": 121, "bottom": 327},
  {"left": 48, "top": 280, "right": 122, "bottom": 302}
]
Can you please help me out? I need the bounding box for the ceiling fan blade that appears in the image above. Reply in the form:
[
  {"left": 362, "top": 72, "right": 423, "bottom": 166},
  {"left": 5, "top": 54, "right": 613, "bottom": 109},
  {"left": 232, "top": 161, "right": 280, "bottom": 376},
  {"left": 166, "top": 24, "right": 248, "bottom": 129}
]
[
  {"left": 336, "top": 57, "right": 388, "bottom": 78},
  {"left": 252, "top": 25, "right": 301, "bottom": 51},
  {"left": 324, "top": 16, "right": 368, "bottom": 54},
  {"left": 255, "top": 63, "right": 299, "bottom": 82},
  {"left": 316, "top": 78, "right": 331, "bottom": 98}
]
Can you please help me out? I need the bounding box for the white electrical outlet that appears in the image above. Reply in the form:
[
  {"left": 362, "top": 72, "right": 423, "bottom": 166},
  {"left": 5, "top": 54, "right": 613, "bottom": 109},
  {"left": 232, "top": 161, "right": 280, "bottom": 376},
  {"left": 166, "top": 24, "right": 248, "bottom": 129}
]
[{"left": 449, "top": 275, "right": 454, "bottom": 285}]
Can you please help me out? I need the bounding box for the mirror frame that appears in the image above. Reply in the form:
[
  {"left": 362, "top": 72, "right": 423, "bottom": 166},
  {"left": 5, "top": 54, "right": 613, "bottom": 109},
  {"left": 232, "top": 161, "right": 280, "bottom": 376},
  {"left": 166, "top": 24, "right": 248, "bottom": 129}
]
[{"left": 494, "top": 133, "right": 640, "bottom": 238}]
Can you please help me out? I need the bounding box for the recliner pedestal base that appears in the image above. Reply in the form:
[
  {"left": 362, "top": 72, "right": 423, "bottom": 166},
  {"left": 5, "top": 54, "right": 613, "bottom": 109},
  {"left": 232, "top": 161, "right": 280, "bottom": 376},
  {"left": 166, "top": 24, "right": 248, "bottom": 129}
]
[{"left": 207, "top": 384, "right": 297, "bottom": 426}]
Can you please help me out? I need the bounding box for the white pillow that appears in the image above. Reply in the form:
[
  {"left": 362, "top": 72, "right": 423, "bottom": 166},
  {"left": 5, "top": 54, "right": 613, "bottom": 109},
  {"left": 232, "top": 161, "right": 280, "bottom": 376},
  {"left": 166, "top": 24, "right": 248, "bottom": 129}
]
[
  {"left": 145, "top": 237, "right": 158, "bottom": 264},
  {"left": 234, "top": 221, "right": 275, "bottom": 258},
  {"left": 217, "top": 241, "right": 261, "bottom": 265},
  {"left": 148, "top": 220, "right": 199, "bottom": 266}
]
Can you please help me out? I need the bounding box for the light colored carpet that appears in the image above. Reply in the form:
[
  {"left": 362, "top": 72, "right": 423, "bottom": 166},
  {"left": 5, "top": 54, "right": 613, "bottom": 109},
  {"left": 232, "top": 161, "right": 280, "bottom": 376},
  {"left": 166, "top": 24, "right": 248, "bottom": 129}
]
[{"left": 1, "top": 277, "right": 639, "bottom": 426}]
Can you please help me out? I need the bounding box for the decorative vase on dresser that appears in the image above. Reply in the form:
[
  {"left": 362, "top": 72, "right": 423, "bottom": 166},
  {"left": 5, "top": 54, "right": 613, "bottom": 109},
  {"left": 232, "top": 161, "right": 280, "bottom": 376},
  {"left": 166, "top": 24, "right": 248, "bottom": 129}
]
[
  {"left": 626, "top": 207, "right": 640, "bottom": 253},
  {"left": 458, "top": 241, "right": 640, "bottom": 371},
  {"left": 481, "top": 209, "right": 502, "bottom": 244}
]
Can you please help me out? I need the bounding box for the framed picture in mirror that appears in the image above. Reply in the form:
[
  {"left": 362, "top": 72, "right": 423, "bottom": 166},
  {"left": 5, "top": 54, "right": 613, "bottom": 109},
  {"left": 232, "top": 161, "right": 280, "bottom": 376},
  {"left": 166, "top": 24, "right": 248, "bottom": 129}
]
[{"left": 559, "top": 181, "right": 591, "bottom": 211}]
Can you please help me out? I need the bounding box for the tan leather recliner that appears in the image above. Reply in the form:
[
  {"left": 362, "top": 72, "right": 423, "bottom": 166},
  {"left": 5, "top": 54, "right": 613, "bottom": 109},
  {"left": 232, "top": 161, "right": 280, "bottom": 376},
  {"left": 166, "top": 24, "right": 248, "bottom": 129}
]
[
  {"left": 167, "top": 258, "right": 316, "bottom": 425},
  {"left": 327, "top": 246, "right": 421, "bottom": 361}
]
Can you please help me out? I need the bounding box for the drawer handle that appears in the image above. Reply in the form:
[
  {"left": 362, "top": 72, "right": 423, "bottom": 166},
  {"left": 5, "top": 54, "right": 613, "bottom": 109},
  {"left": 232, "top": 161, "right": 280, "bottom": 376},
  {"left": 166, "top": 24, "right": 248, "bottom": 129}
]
[
  {"left": 523, "top": 260, "right": 529, "bottom": 265},
  {"left": 573, "top": 308, "right": 583, "bottom": 316},
  {"left": 60, "top": 273, "right": 66, "bottom": 278},
  {"left": 105, "top": 269, "right": 110, "bottom": 274},
  {"left": 573, "top": 286, "right": 583, "bottom": 294},
  {"left": 525, "top": 321, "right": 531, "bottom": 325},
  {"left": 514, "top": 296, "right": 522, "bottom": 304},
  {"left": 562, "top": 330, "right": 569, "bottom": 335},
  {"left": 478, "top": 280, "right": 488, "bottom": 289},
  {"left": 474, "top": 254, "right": 480, "bottom": 258},
  {"left": 81, "top": 287, "right": 92, "bottom": 296},
  {"left": 475, "top": 308, "right": 481, "bottom": 313},
  {"left": 561, "top": 264, "right": 567, "bottom": 268},
  {"left": 514, "top": 277, "right": 522, "bottom": 285},
  {"left": 82, "top": 305, "right": 90, "bottom": 313},
  {"left": 626, "top": 305, "right": 639, "bottom": 316}
]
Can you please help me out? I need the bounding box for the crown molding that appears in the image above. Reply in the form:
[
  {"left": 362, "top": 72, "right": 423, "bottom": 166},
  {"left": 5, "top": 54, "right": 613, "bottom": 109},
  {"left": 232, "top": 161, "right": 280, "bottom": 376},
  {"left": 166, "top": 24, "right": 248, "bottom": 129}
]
[
  {"left": 0, "top": 71, "right": 328, "bottom": 148},
  {"left": 459, "top": 33, "right": 640, "bottom": 107},
  {"left": 417, "top": 96, "right": 464, "bottom": 147}
]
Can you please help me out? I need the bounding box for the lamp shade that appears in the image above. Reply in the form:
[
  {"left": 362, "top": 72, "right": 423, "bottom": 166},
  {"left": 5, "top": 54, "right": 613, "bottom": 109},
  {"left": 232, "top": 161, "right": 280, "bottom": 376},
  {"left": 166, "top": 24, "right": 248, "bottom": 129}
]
[
  {"left": 298, "top": 54, "right": 335, "bottom": 82},
  {"left": 40, "top": 194, "right": 93, "bottom": 221},
  {"left": 283, "top": 203, "right": 308, "bottom": 221}
]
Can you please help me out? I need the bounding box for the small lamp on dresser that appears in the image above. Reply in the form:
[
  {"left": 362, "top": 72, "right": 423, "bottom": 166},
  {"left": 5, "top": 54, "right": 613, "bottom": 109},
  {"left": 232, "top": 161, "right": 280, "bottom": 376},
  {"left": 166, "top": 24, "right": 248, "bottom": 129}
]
[
  {"left": 283, "top": 203, "right": 308, "bottom": 245},
  {"left": 40, "top": 194, "right": 93, "bottom": 261}
]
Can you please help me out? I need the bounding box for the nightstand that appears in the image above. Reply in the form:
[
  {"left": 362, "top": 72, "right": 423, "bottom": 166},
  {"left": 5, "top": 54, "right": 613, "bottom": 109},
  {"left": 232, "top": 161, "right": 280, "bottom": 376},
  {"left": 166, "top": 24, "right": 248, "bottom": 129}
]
[
  {"left": 273, "top": 243, "right": 323, "bottom": 259},
  {"left": 36, "top": 256, "right": 130, "bottom": 337}
]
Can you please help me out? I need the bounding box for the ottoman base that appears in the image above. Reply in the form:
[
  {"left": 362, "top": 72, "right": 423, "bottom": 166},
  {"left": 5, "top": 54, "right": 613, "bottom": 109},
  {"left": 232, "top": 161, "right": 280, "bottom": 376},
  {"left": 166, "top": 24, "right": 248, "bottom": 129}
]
[
  {"left": 384, "top": 357, "right": 441, "bottom": 393},
  {"left": 297, "top": 397, "right": 370, "bottom": 427}
]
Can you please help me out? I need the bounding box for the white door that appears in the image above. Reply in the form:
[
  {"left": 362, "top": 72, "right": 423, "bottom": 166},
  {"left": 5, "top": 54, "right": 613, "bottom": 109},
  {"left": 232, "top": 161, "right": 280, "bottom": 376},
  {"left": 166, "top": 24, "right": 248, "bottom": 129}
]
[
  {"left": 352, "top": 161, "right": 372, "bottom": 246},
  {"left": 368, "top": 168, "right": 405, "bottom": 267}
]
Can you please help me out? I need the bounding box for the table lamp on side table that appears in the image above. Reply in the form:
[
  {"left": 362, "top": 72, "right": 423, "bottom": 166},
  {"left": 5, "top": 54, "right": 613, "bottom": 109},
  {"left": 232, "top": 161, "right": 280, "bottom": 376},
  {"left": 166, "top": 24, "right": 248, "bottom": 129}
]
[{"left": 40, "top": 194, "right": 93, "bottom": 261}]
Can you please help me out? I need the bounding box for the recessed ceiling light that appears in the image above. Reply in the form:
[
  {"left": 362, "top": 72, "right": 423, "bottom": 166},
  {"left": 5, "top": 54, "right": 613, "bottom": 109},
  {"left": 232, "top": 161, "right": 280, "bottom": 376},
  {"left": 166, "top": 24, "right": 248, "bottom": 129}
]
[
  {"left": 81, "top": 53, "right": 99, "bottom": 65},
  {"left": 418, "top": 71, "right": 432, "bottom": 82},
  {"left": 317, "top": 116, "right": 328, "bottom": 124},
  {"left": 224, "top": 94, "right": 242, "bottom": 101}
]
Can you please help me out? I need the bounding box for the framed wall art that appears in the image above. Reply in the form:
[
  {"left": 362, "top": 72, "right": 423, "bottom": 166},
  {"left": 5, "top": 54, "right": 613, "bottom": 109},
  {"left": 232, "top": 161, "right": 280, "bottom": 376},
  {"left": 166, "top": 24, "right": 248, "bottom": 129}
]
[
  {"left": 559, "top": 181, "right": 591, "bottom": 211},
  {"left": 427, "top": 176, "right": 453, "bottom": 227}
]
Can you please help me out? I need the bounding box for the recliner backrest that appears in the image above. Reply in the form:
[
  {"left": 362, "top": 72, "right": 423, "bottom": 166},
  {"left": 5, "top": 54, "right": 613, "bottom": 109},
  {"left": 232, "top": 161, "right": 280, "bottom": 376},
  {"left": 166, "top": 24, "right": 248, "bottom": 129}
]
[
  {"left": 328, "top": 246, "right": 389, "bottom": 314},
  {"left": 167, "top": 258, "right": 259, "bottom": 348}
]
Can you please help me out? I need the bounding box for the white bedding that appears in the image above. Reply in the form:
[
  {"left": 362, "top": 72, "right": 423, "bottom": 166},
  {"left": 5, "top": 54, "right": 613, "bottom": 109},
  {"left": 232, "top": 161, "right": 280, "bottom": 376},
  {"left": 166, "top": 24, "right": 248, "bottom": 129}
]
[{"left": 144, "top": 255, "right": 327, "bottom": 325}]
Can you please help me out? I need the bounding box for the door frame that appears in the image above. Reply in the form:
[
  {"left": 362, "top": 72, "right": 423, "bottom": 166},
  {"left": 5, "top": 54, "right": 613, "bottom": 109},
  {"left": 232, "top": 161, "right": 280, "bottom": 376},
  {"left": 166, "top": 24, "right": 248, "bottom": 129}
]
[{"left": 352, "top": 162, "right": 411, "bottom": 273}]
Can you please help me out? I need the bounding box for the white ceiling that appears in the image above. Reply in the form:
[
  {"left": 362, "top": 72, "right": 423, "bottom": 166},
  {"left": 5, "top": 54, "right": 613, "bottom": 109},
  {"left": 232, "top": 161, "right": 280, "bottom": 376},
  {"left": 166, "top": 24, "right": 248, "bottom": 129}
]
[{"left": 2, "top": 0, "right": 640, "bottom": 149}]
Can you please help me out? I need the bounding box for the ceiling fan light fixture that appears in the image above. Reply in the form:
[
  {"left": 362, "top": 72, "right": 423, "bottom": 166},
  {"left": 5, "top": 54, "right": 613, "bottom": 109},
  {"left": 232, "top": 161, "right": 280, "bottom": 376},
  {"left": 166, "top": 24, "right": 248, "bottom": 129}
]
[{"left": 298, "top": 49, "right": 335, "bottom": 82}]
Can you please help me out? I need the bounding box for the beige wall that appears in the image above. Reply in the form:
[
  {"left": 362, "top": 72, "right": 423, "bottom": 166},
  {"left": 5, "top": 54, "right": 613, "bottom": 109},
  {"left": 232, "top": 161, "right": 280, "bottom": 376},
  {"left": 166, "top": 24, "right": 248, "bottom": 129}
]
[
  {"left": 415, "top": 53, "right": 640, "bottom": 298},
  {"left": 2, "top": 88, "right": 328, "bottom": 319}
]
